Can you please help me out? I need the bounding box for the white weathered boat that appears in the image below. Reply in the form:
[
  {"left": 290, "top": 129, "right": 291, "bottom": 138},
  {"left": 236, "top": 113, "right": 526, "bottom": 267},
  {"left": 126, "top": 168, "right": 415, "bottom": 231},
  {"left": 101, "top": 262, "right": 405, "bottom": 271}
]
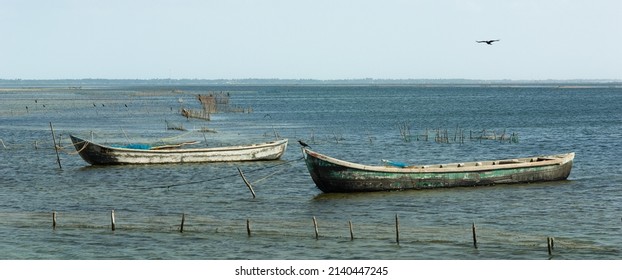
[{"left": 70, "top": 135, "right": 288, "bottom": 165}]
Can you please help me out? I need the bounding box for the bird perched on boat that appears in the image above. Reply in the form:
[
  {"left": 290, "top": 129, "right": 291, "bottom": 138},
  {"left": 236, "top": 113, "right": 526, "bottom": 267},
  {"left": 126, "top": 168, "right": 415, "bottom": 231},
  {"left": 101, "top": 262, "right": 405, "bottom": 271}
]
[
  {"left": 298, "top": 140, "right": 310, "bottom": 148},
  {"left": 476, "top": 39, "right": 500, "bottom": 45}
]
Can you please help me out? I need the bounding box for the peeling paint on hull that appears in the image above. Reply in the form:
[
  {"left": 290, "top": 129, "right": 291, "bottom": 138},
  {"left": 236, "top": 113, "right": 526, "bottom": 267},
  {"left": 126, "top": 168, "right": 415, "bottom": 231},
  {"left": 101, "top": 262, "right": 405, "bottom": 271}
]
[
  {"left": 302, "top": 148, "right": 574, "bottom": 193},
  {"left": 71, "top": 135, "right": 288, "bottom": 165}
]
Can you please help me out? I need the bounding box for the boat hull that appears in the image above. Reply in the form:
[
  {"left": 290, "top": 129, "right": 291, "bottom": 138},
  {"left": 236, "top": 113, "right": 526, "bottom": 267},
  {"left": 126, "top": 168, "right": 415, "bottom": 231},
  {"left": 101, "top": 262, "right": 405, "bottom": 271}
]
[
  {"left": 71, "top": 135, "right": 288, "bottom": 165},
  {"left": 302, "top": 148, "right": 574, "bottom": 193}
]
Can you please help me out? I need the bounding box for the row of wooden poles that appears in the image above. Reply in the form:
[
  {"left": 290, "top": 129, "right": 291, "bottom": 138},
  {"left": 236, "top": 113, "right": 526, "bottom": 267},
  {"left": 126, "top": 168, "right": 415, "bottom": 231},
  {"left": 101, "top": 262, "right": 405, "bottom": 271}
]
[
  {"left": 45, "top": 125, "right": 551, "bottom": 255},
  {"left": 50, "top": 211, "right": 557, "bottom": 256},
  {"left": 397, "top": 123, "right": 519, "bottom": 144},
  {"left": 429, "top": 129, "right": 519, "bottom": 144}
]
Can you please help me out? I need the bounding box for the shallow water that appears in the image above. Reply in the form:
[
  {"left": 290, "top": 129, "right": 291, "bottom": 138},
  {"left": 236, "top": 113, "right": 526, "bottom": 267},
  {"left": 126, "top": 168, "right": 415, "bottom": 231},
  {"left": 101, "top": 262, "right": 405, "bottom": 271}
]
[{"left": 1, "top": 84, "right": 621, "bottom": 259}]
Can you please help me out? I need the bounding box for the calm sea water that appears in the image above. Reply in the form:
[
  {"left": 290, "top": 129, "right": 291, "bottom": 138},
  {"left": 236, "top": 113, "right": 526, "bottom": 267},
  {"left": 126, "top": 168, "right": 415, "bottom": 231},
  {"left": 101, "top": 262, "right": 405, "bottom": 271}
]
[{"left": 1, "top": 84, "right": 621, "bottom": 260}]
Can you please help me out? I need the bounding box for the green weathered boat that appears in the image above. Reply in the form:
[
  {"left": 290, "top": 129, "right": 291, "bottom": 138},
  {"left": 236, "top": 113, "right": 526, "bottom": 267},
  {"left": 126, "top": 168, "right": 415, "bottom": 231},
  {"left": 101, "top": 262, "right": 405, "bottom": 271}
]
[{"left": 302, "top": 148, "right": 574, "bottom": 193}]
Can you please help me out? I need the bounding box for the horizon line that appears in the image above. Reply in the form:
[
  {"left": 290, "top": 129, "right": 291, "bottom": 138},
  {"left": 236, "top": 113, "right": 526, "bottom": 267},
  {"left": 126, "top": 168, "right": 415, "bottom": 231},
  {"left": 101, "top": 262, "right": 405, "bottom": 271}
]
[{"left": 2, "top": 78, "right": 621, "bottom": 83}]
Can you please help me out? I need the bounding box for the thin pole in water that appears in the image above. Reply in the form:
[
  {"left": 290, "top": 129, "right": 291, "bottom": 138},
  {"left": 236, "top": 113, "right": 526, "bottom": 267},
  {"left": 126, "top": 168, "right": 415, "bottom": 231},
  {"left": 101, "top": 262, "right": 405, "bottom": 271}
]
[
  {"left": 349, "top": 220, "right": 354, "bottom": 241},
  {"left": 547, "top": 237, "right": 555, "bottom": 256},
  {"left": 237, "top": 167, "right": 256, "bottom": 198},
  {"left": 111, "top": 210, "right": 116, "bottom": 231},
  {"left": 472, "top": 223, "right": 478, "bottom": 249},
  {"left": 52, "top": 211, "right": 57, "bottom": 230},
  {"left": 395, "top": 214, "right": 400, "bottom": 245},
  {"left": 49, "top": 122, "right": 62, "bottom": 169},
  {"left": 312, "top": 216, "right": 319, "bottom": 240},
  {"left": 180, "top": 213, "right": 185, "bottom": 233}
]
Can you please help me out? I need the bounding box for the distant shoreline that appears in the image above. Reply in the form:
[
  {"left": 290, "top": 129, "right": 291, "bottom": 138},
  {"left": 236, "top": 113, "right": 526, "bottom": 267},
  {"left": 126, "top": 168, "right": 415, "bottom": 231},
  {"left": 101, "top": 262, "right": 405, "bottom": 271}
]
[{"left": 1, "top": 78, "right": 621, "bottom": 88}]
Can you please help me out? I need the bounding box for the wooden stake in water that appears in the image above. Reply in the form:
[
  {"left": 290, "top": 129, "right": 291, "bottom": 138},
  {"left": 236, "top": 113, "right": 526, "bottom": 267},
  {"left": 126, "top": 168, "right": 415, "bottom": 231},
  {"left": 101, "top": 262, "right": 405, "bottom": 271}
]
[
  {"left": 349, "top": 220, "right": 354, "bottom": 241},
  {"left": 246, "top": 219, "right": 251, "bottom": 237},
  {"left": 237, "top": 167, "right": 256, "bottom": 198},
  {"left": 547, "top": 237, "right": 555, "bottom": 256},
  {"left": 180, "top": 213, "right": 185, "bottom": 233},
  {"left": 312, "top": 216, "right": 319, "bottom": 239},
  {"left": 49, "top": 122, "right": 62, "bottom": 169},
  {"left": 111, "top": 210, "right": 116, "bottom": 231},
  {"left": 52, "top": 211, "right": 57, "bottom": 230},
  {"left": 472, "top": 223, "right": 478, "bottom": 249},
  {"left": 395, "top": 214, "right": 400, "bottom": 245}
]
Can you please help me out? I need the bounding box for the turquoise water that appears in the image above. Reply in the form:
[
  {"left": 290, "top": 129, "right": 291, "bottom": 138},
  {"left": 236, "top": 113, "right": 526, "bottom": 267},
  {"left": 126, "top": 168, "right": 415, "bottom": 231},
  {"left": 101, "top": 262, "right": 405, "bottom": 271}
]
[{"left": 1, "top": 84, "right": 621, "bottom": 259}]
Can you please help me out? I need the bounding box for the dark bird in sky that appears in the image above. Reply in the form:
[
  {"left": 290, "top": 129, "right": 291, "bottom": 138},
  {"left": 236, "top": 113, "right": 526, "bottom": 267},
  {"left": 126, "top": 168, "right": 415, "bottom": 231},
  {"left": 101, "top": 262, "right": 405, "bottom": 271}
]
[
  {"left": 476, "top": 39, "right": 500, "bottom": 45},
  {"left": 298, "top": 140, "right": 310, "bottom": 148}
]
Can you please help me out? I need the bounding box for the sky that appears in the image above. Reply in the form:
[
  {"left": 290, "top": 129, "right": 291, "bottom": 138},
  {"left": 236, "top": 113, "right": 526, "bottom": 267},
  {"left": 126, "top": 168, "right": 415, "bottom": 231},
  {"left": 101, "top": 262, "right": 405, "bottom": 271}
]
[{"left": 1, "top": 0, "right": 621, "bottom": 80}]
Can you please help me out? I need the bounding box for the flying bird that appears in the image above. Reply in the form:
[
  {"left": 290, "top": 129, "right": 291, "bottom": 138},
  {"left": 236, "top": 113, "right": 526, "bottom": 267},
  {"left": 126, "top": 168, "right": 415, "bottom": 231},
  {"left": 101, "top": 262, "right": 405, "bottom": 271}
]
[
  {"left": 476, "top": 39, "right": 500, "bottom": 45},
  {"left": 298, "top": 140, "right": 310, "bottom": 148}
]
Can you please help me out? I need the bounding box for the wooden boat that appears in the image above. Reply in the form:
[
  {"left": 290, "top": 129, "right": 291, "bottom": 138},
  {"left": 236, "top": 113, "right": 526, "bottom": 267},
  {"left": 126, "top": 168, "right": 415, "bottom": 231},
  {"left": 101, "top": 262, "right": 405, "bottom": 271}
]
[
  {"left": 302, "top": 147, "right": 574, "bottom": 193},
  {"left": 70, "top": 135, "right": 288, "bottom": 165}
]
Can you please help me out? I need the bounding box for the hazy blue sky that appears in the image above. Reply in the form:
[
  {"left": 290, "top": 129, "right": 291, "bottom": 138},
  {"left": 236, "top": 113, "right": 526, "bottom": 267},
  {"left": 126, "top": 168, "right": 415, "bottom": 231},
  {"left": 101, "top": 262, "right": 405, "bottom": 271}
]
[{"left": 2, "top": 0, "right": 620, "bottom": 80}]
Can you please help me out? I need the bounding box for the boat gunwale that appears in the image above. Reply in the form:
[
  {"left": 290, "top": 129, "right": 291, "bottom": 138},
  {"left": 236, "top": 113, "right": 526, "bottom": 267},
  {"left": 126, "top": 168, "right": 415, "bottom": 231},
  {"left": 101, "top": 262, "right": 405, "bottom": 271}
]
[{"left": 71, "top": 135, "right": 288, "bottom": 154}]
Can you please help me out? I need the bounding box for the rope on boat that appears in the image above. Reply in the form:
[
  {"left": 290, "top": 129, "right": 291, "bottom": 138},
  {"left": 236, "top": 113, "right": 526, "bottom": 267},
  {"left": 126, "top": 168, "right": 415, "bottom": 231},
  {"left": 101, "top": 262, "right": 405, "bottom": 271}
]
[
  {"left": 73, "top": 141, "right": 89, "bottom": 154},
  {"left": 59, "top": 140, "right": 89, "bottom": 155}
]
